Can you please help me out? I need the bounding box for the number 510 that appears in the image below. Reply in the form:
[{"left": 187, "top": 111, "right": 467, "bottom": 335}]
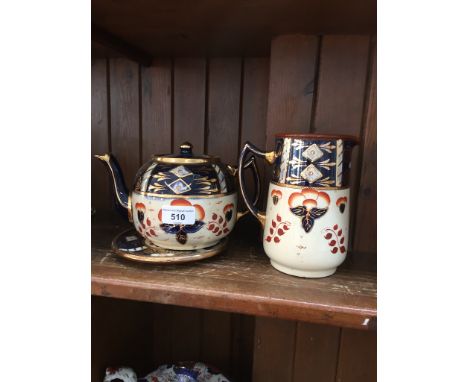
[{"left": 171, "top": 213, "right": 185, "bottom": 220}]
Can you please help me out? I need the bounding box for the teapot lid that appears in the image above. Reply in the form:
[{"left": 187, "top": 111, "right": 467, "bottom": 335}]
[
  {"left": 153, "top": 142, "right": 219, "bottom": 165},
  {"left": 133, "top": 142, "right": 235, "bottom": 196}
]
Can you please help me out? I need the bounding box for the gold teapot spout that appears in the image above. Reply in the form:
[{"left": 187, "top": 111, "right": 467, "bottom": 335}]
[{"left": 94, "top": 154, "right": 110, "bottom": 162}]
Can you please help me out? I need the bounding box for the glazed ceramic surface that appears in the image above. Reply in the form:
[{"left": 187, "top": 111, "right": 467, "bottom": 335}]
[
  {"left": 264, "top": 183, "right": 350, "bottom": 277},
  {"left": 103, "top": 367, "right": 138, "bottom": 382},
  {"left": 133, "top": 161, "right": 235, "bottom": 196},
  {"left": 271, "top": 134, "right": 357, "bottom": 188},
  {"left": 131, "top": 192, "right": 236, "bottom": 250},
  {"left": 112, "top": 228, "right": 228, "bottom": 263},
  {"left": 103, "top": 363, "right": 230, "bottom": 382},
  {"left": 146, "top": 362, "right": 230, "bottom": 382},
  {"left": 96, "top": 142, "right": 258, "bottom": 251},
  {"left": 239, "top": 134, "right": 357, "bottom": 278}
]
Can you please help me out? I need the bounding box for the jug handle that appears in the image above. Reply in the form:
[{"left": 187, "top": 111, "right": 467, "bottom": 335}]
[
  {"left": 227, "top": 156, "right": 261, "bottom": 220},
  {"left": 238, "top": 142, "right": 277, "bottom": 229}
]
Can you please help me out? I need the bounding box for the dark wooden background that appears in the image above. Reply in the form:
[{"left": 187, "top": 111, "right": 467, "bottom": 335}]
[{"left": 92, "top": 34, "right": 376, "bottom": 382}]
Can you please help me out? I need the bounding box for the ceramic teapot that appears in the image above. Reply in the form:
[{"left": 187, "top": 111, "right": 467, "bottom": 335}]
[
  {"left": 238, "top": 134, "right": 358, "bottom": 278},
  {"left": 96, "top": 142, "right": 259, "bottom": 250}
]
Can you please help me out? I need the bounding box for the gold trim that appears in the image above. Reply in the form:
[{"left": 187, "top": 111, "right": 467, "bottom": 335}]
[
  {"left": 180, "top": 142, "right": 193, "bottom": 150},
  {"left": 257, "top": 212, "right": 266, "bottom": 229},
  {"left": 111, "top": 229, "right": 228, "bottom": 264},
  {"left": 264, "top": 151, "right": 277, "bottom": 165},
  {"left": 270, "top": 180, "right": 349, "bottom": 190},
  {"left": 127, "top": 194, "right": 133, "bottom": 223},
  {"left": 152, "top": 156, "right": 219, "bottom": 165},
  {"left": 274, "top": 133, "right": 359, "bottom": 144},
  {"left": 132, "top": 190, "right": 237, "bottom": 199},
  {"left": 236, "top": 210, "right": 248, "bottom": 220},
  {"left": 94, "top": 153, "right": 110, "bottom": 162},
  {"left": 227, "top": 165, "right": 238, "bottom": 176}
]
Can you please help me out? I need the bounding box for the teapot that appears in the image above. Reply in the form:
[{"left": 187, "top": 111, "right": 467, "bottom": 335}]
[{"left": 95, "top": 142, "right": 258, "bottom": 250}]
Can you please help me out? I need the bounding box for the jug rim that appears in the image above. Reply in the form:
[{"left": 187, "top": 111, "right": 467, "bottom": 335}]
[{"left": 275, "top": 133, "right": 359, "bottom": 143}]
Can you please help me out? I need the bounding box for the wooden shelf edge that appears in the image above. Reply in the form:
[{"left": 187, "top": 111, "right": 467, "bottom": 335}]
[
  {"left": 91, "top": 216, "right": 376, "bottom": 331},
  {"left": 92, "top": 276, "right": 376, "bottom": 331}
]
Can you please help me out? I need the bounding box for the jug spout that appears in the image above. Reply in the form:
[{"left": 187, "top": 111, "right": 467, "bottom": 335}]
[{"left": 94, "top": 154, "right": 131, "bottom": 216}]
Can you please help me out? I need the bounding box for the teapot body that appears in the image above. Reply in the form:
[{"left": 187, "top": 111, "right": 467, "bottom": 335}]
[
  {"left": 129, "top": 157, "right": 238, "bottom": 249},
  {"left": 131, "top": 191, "right": 237, "bottom": 250}
]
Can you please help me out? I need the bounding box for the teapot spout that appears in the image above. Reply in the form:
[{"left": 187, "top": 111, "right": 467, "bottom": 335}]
[{"left": 94, "top": 154, "right": 131, "bottom": 217}]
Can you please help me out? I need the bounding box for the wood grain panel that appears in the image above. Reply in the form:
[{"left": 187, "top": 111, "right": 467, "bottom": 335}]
[
  {"left": 206, "top": 58, "right": 242, "bottom": 165},
  {"left": 313, "top": 35, "right": 370, "bottom": 135},
  {"left": 252, "top": 317, "right": 296, "bottom": 382},
  {"left": 170, "top": 306, "right": 203, "bottom": 362},
  {"left": 173, "top": 58, "right": 206, "bottom": 153},
  {"left": 91, "top": 296, "right": 154, "bottom": 380},
  {"left": 292, "top": 323, "right": 340, "bottom": 382},
  {"left": 152, "top": 303, "right": 174, "bottom": 366},
  {"left": 91, "top": 59, "right": 110, "bottom": 213},
  {"left": 265, "top": 35, "right": 319, "bottom": 149},
  {"left": 141, "top": 58, "right": 172, "bottom": 160},
  {"left": 312, "top": 35, "right": 371, "bottom": 252},
  {"left": 353, "top": 41, "right": 377, "bottom": 255},
  {"left": 230, "top": 313, "right": 255, "bottom": 381},
  {"left": 109, "top": 58, "right": 140, "bottom": 189},
  {"left": 153, "top": 306, "right": 253, "bottom": 379},
  {"left": 201, "top": 310, "right": 232, "bottom": 373},
  {"left": 240, "top": 57, "right": 270, "bottom": 209},
  {"left": 336, "top": 329, "right": 377, "bottom": 382},
  {"left": 241, "top": 58, "right": 269, "bottom": 146}
]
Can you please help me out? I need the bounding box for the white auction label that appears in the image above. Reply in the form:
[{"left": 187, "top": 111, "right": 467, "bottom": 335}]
[{"left": 161, "top": 205, "right": 196, "bottom": 225}]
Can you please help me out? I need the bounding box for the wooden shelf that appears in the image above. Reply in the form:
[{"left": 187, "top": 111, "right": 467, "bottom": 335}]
[
  {"left": 92, "top": 215, "right": 376, "bottom": 331},
  {"left": 91, "top": 0, "right": 376, "bottom": 58}
]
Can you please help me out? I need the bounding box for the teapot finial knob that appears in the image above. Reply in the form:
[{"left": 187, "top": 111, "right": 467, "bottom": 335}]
[{"left": 180, "top": 141, "right": 193, "bottom": 157}]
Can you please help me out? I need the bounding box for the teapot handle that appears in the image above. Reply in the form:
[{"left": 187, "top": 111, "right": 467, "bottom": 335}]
[{"left": 238, "top": 142, "right": 277, "bottom": 229}]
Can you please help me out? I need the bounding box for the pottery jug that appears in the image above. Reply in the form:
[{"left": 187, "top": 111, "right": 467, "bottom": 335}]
[
  {"left": 239, "top": 134, "right": 358, "bottom": 278},
  {"left": 96, "top": 142, "right": 259, "bottom": 250}
]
